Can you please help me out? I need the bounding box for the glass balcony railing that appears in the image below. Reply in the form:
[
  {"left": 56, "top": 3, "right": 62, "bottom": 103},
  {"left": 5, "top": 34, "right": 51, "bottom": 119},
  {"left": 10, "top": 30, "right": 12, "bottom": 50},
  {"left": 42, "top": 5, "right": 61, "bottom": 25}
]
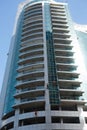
[
  {"left": 61, "top": 96, "right": 84, "bottom": 101},
  {"left": 18, "top": 55, "right": 44, "bottom": 63},
  {"left": 21, "top": 37, "right": 43, "bottom": 45},
  {"left": 24, "top": 12, "right": 42, "bottom": 20},
  {"left": 19, "top": 48, "right": 43, "bottom": 57},
  {"left": 21, "top": 86, "right": 44, "bottom": 92},
  {"left": 20, "top": 39, "right": 43, "bottom": 48},
  {"left": 21, "top": 96, "right": 44, "bottom": 102},
  {"left": 60, "top": 87, "right": 83, "bottom": 91},
  {"left": 16, "top": 77, "right": 44, "bottom": 85},
  {"left": 17, "top": 62, "right": 44, "bottom": 70},
  {"left": 17, "top": 69, "right": 44, "bottom": 77}
]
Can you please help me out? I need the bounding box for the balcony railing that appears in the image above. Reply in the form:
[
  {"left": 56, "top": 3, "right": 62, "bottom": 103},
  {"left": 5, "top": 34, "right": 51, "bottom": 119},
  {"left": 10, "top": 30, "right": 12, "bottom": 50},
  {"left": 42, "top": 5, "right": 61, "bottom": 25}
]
[
  {"left": 61, "top": 96, "right": 84, "bottom": 101},
  {"left": 21, "top": 86, "right": 44, "bottom": 92},
  {"left": 21, "top": 96, "right": 44, "bottom": 102}
]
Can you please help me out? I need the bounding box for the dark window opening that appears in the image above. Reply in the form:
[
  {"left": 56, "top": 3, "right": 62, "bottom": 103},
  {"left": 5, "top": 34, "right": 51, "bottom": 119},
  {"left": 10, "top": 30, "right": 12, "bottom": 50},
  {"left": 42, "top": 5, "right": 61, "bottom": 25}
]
[
  {"left": 20, "top": 105, "right": 45, "bottom": 114},
  {"left": 85, "top": 117, "right": 87, "bottom": 123},
  {"left": 61, "top": 105, "right": 77, "bottom": 111},
  {"left": 52, "top": 117, "right": 61, "bottom": 123},
  {"left": 63, "top": 117, "right": 80, "bottom": 123},
  {"left": 51, "top": 105, "right": 60, "bottom": 110},
  {"left": 1, "top": 122, "right": 14, "bottom": 130},
  {"left": 19, "top": 117, "right": 45, "bottom": 126},
  {"left": 2, "top": 111, "right": 15, "bottom": 120}
]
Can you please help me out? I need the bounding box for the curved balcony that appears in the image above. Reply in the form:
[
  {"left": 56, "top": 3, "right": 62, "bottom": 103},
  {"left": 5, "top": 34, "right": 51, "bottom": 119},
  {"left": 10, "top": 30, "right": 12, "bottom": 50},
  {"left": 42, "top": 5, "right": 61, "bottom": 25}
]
[
  {"left": 23, "top": 15, "right": 42, "bottom": 25},
  {"left": 53, "top": 33, "right": 70, "bottom": 39},
  {"left": 51, "top": 9, "right": 65, "bottom": 13},
  {"left": 14, "top": 88, "right": 45, "bottom": 98},
  {"left": 21, "top": 35, "right": 43, "bottom": 44},
  {"left": 22, "top": 23, "right": 42, "bottom": 32},
  {"left": 57, "top": 65, "right": 77, "bottom": 72},
  {"left": 56, "top": 56, "right": 74, "bottom": 64},
  {"left": 55, "top": 49, "right": 74, "bottom": 57},
  {"left": 18, "top": 117, "right": 45, "bottom": 128},
  {"left": 21, "top": 37, "right": 43, "bottom": 45},
  {"left": 16, "top": 70, "right": 44, "bottom": 80},
  {"left": 53, "top": 38, "right": 72, "bottom": 44},
  {"left": 60, "top": 89, "right": 84, "bottom": 96},
  {"left": 52, "top": 17, "right": 67, "bottom": 22},
  {"left": 20, "top": 42, "right": 43, "bottom": 52},
  {"left": 24, "top": 12, "right": 42, "bottom": 22},
  {"left": 19, "top": 49, "right": 43, "bottom": 58},
  {"left": 24, "top": 12, "right": 42, "bottom": 21},
  {"left": 23, "top": 19, "right": 42, "bottom": 29},
  {"left": 52, "top": 23, "right": 68, "bottom": 29},
  {"left": 21, "top": 32, "right": 43, "bottom": 42},
  {"left": 15, "top": 78, "right": 44, "bottom": 89},
  {"left": 58, "top": 79, "right": 82, "bottom": 86},
  {"left": 18, "top": 55, "right": 44, "bottom": 65},
  {"left": 1, "top": 118, "right": 14, "bottom": 129},
  {"left": 13, "top": 97, "right": 45, "bottom": 109},
  {"left": 21, "top": 85, "right": 44, "bottom": 92},
  {"left": 61, "top": 98, "right": 86, "bottom": 105},
  {"left": 20, "top": 44, "right": 43, "bottom": 52},
  {"left": 50, "top": 5, "right": 65, "bottom": 10},
  {"left": 57, "top": 71, "right": 79, "bottom": 78},
  {"left": 24, "top": 7, "right": 42, "bottom": 17},
  {"left": 53, "top": 28, "right": 69, "bottom": 33},
  {"left": 1, "top": 112, "right": 46, "bottom": 129},
  {"left": 51, "top": 15, "right": 67, "bottom": 21},
  {"left": 52, "top": 18, "right": 67, "bottom": 23},
  {"left": 17, "top": 85, "right": 44, "bottom": 93},
  {"left": 25, "top": 3, "right": 42, "bottom": 14},
  {"left": 17, "top": 62, "right": 44, "bottom": 72},
  {"left": 22, "top": 27, "right": 43, "bottom": 36},
  {"left": 59, "top": 83, "right": 82, "bottom": 90},
  {"left": 21, "top": 32, "right": 43, "bottom": 41},
  {"left": 24, "top": 10, "right": 42, "bottom": 19},
  {"left": 54, "top": 44, "right": 73, "bottom": 51},
  {"left": 19, "top": 111, "right": 45, "bottom": 120},
  {"left": 51, "top": 12, "right": 66, "bottom": 17},
  {"left": 56, "top": 63, "right": 77, "bottom": 69},
  {"left": 58, "top": 77, "right": 80, "bottom": 82}
]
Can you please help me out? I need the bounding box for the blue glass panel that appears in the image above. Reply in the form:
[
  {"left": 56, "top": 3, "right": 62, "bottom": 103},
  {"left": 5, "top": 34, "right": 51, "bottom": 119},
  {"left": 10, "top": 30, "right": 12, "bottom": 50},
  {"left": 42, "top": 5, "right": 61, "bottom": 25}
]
[{"left": 3, "top": 11, "right": 24, "bottom": 115}]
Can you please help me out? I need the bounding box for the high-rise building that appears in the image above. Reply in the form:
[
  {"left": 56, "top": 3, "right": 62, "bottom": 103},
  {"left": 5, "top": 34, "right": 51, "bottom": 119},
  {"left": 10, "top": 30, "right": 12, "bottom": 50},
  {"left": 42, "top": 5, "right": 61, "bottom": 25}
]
[{"left": 0, "top": 0, "right": 87, "bottom": 130}]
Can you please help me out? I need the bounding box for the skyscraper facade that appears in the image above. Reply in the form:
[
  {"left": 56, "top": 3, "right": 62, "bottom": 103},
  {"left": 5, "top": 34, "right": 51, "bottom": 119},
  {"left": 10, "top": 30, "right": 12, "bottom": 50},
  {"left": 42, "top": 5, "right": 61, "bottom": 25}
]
[{"left": 0, "top": 0, "right": 87, "bottom": 130}]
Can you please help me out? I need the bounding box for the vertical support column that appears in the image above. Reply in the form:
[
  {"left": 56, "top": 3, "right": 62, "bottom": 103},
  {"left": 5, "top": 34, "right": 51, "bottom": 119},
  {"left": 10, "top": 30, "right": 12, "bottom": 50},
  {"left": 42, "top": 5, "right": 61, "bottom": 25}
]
[
  {"left": 45, "top": 88, "right": 52, "bottom": 130},
  {"left": 14, "top": 98, "right": 20, "bottom": 130},
  {"left": 77, "top": 105, "right": 85, "bottom": 127},
  {"left": 14, "top": 109, "right": 19, "bottom": 130}
]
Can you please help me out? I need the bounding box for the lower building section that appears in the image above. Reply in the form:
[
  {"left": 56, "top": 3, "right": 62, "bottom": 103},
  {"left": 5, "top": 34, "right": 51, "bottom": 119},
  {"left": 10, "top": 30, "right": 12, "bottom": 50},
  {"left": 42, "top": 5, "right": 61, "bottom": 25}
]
[{"left": 1, "top": 102, "right": 87, "bottom": 130}]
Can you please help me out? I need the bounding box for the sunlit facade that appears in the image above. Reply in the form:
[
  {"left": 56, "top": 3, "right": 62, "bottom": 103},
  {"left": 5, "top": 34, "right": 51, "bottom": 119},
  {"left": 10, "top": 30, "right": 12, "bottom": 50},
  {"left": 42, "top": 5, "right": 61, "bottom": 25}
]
[
  {"left": 75, "top": 24, "right": 87, "bottom": 105},
  {"left": 0, "top": 0, "right": 87, "bottom": 130}
]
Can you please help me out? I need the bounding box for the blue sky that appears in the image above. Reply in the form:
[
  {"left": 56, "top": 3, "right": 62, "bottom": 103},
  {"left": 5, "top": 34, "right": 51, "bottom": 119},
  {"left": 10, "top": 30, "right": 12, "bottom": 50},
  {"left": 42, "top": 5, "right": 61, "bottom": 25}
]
[{"left": 0, "top": 0, "right": 87, "bottom": 92}]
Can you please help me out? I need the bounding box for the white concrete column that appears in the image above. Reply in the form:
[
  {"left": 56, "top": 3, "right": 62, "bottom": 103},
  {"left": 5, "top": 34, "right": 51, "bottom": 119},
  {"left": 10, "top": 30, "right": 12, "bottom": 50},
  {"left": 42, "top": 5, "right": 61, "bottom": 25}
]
[
  {"left": 77, "top": 105, "right": 85, "bottom": 125},
  {"left": 14, "top": 109, "right": 19, "bottom": 130}
]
